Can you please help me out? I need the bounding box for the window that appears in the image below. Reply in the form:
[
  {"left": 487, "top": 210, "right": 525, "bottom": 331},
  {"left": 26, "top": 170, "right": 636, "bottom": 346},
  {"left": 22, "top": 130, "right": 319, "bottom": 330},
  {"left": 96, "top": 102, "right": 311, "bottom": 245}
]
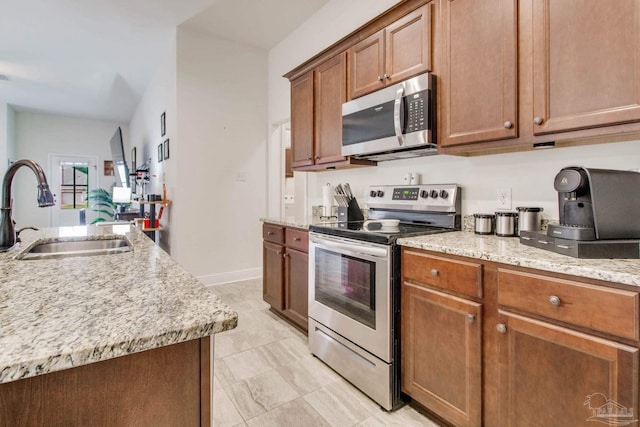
[{"left": 60, "top": 162, "right": 89, "bottom": 209}]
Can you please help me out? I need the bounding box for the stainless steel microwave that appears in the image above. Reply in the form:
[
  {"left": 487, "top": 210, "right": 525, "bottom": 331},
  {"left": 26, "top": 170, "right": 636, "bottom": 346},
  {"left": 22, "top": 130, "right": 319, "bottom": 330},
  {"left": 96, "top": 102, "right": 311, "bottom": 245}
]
[{"left": 341, "top": 73, "right": 436, "bottom": 162}]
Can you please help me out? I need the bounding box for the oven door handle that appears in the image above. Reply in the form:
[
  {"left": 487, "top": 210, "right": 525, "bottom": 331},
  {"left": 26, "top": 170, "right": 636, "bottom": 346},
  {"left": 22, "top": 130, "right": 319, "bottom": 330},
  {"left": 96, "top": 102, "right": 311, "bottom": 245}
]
[{"left": 311, "top": 238, "right": 388, "bottom": 259}]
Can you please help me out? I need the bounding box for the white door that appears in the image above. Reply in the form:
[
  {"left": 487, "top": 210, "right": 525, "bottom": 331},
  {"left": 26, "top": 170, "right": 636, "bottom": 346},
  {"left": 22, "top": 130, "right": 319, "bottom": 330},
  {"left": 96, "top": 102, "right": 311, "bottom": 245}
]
[{"left": 48, "top": 155, "right": 98, "bottom": 227}]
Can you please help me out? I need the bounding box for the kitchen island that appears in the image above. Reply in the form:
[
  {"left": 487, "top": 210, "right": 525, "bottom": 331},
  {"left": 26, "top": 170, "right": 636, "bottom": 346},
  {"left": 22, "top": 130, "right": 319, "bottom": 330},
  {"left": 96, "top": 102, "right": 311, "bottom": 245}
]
[{"left": 0, "top": 224, "right": 237, "bottom": 426}]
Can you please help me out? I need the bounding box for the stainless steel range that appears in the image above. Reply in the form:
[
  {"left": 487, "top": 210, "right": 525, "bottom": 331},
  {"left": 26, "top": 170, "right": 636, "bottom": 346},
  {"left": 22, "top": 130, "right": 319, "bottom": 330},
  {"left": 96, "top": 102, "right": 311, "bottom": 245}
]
[{"left": 308, "top": 184, "right": 461, "bottom": 410}]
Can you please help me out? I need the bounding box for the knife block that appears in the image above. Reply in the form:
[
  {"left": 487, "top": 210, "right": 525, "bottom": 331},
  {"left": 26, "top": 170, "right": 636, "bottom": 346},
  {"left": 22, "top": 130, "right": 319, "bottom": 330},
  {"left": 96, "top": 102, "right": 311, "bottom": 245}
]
[{"left": 337, "top": 198, "right": 364, "bottom": 223}]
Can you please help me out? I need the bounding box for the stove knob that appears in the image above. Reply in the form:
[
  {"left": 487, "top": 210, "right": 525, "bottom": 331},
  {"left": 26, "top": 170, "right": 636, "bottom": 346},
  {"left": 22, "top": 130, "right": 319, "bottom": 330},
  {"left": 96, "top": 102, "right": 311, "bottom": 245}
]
[
  {"left": 440, "top": 190, "right": 449, "bottom": 199},
  {"left": 430, "top": 190, "right": 439, "bottom": 199},
  {"left": 377, "top": 190, "right": 384, "bottom": 197},
  {"left": 370, "top": 190, "right": 377, "bottom": 198},
  {"left": 420, "top": 190, "right": 429, "bottom": 198}
]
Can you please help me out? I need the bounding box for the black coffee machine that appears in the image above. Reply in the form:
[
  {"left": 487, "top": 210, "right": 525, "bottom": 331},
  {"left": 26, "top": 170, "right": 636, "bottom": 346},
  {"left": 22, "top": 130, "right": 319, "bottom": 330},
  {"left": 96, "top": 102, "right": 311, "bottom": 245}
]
[
  {"left": 520, "top": 166, "right": 640, "bottom": 258},
  {"left": 547, "top": 167, "right": 640, "bottom": 240}
]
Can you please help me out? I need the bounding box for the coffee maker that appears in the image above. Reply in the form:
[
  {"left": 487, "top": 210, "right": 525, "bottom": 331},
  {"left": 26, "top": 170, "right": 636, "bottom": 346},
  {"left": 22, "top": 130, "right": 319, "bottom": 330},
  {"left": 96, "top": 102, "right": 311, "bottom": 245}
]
[
  {"left": 520, "top": 166, "right": 640, "bottom": 258},
  {"left": 547, "top": 167, "right": 640, "bottom": 240}
]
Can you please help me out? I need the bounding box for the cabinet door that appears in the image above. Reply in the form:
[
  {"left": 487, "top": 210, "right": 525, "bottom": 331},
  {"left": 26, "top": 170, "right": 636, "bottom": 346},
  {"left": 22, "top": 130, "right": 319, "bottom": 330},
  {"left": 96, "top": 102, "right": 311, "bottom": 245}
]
[
  {"left": 263, "top": 241, "right": 284, "bottom": 310},
  {"left": 385, "top": 4, "right": 432, "bottom": 85},
  {"left": 439, "top": 0, "right": 518, "bottom": 147},
  {"left": 348, "top": 30, "right": 385, "bottom": 99},
  {"left": 402, "top": 282, "right": 482, "bottom": 427},
  {"left": 532, "top": 0, "right": 640, "bottom": 135},
  {"left": 315, "top": 52, "right": 347, "bottom": 165},
  {"left": 291, "top": 71, "right": 314, "bottom": 168},
  {"left": 283, "top": 248, "right": 309, "bottom": 331},
  {"left": 497, "top": 311, "right": 639, "bottom": 427}
]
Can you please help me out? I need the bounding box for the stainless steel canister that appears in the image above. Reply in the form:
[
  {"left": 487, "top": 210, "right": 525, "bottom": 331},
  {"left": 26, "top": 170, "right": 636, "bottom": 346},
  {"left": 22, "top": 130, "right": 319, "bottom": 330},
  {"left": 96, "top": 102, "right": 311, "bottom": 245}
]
[
  {"left": 473, "top": 214, "right": 495, "bottom": 235},
  {"left": 495, "top": 211, "right": 517, "bottom": 237},
  {"left": 516, "top": 207, "right": 543, "bottom": 235}
]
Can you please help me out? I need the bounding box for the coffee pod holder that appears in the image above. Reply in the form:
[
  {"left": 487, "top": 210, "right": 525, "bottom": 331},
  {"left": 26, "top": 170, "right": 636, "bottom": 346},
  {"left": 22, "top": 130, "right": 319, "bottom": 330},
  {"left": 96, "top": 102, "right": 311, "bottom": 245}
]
[{"left": 337, "top": 198, "right": 364, "bottom": 223}]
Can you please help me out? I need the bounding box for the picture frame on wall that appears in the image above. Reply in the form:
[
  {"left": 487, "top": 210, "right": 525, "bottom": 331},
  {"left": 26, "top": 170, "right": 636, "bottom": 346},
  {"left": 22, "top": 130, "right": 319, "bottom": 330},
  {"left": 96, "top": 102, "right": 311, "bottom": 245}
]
[
  {"left": 158, "top": 144, "right": 163, "bottom": 162},
  {"left": 161, "top": 112, "right": 166, "bottom": 137},
  {"left": 163, "top": 139, "right": 169, "bottom": 160},
  {"left": 104, "top": 160, "right": 114, "bottom": 176}
]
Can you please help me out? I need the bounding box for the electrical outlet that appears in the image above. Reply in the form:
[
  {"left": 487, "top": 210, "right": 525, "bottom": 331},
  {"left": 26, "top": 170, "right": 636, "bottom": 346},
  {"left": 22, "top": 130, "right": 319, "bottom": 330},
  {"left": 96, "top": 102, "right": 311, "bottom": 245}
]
[{"left": 496, "top": 187, "right": 512, "bottom": 209}]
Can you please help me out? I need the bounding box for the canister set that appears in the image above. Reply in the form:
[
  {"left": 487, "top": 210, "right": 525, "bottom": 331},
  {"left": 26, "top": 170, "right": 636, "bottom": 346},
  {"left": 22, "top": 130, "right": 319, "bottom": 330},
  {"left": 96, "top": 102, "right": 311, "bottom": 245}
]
[{"left": 474, "top": 207, "right": 543, "bottom": 237}]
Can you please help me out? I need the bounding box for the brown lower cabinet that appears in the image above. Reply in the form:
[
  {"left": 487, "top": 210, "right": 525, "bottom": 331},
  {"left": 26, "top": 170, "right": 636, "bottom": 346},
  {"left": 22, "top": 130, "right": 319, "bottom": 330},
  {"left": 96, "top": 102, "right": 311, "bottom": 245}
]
[
  {"left": 0, "top": 337, "right": 211, "bottom": 427},
  {"left": 401, "top": 247, "right": 640, "bottom": 427},
  {"left": 262, "top": 223, "right": 308, "bottom": 332}
]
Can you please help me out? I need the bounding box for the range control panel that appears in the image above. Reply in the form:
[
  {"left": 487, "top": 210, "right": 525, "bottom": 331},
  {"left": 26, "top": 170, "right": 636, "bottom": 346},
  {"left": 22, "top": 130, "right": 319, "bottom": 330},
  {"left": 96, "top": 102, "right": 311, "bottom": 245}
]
[{"left": 367, "top": 184, "right": 461, "bottom": 213}]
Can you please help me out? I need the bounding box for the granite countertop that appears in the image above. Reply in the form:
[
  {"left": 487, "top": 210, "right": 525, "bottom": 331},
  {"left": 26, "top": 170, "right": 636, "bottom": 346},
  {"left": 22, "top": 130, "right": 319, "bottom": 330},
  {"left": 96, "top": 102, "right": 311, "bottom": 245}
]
[
  {"left": 0, "top": 224, "right": 238, "bottom": 384},
  {"left": 398, "top": 231, "right": 640, "bottom": 288},
  {"left": 260, "top": 216, "right": 315, "bottom": 229}
]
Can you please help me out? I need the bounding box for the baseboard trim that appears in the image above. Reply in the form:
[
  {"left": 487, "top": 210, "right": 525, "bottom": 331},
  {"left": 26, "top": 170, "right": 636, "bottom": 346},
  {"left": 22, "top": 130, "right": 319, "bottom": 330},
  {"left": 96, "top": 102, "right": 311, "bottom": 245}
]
[{"left": 198, "top": 268, "right": 262, "bottom": 286}]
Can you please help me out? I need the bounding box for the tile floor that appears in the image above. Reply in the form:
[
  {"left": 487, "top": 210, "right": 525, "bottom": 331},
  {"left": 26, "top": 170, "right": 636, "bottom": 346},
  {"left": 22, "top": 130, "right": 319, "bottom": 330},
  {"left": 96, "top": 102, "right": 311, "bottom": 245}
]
[{"left": 210, "top": 278, "right": 443, "bottom": 427}]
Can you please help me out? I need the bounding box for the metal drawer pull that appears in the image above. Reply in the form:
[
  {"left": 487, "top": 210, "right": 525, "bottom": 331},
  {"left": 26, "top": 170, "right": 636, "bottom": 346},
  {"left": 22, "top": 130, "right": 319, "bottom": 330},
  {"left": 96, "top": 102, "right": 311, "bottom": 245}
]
[
  {"left": 556, "top": 244, "right": 571, "bottom": 249},
  {"left": 504, "top": 121, "right": 513, "bottom": 129},
  {"left": 293, "top": 237, "right": 301, "bottom": 241},
  {"left": 533, "top": 116, "right": 544, "bottom": 125},
  {"left": 549, "top": 295, "right": 561, "bottom": 307},
  {"left": 431, "top": 269, "right": 439, "bottom": 277},
  {"left": 496, "top": 323, "right": 507, "bottom": 334},
  {"left": 466, "top": 314, "right": 476, "bottom": 324},
  {"left": 267, "top": 231, "right": 274, "bottom": 235}
]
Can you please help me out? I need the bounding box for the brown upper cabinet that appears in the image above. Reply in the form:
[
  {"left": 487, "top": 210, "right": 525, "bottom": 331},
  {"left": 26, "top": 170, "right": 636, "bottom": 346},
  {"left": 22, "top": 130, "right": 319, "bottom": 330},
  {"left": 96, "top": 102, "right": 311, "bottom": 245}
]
[
  {"left": 290, "top": 53, "right": 375, "bottom": 170},
  {"left": 349, "top": 4, "right": 432, "bottom": 99},
  {"left": 531, "top": 0, "right": 640, "bottom": 135},
  {"left": 439, "top": 0, "right": 518, "bottom": 147},
  {"left": 439, "top": 0, "right": 640, "bottom": 153}
]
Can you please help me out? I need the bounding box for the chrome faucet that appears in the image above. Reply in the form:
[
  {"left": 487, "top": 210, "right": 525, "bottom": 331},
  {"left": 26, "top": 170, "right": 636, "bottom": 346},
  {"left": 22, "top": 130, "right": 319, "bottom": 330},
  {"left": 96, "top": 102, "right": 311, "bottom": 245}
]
[{"left": 0, "top": 159, "right": 55, "bottom": 251}]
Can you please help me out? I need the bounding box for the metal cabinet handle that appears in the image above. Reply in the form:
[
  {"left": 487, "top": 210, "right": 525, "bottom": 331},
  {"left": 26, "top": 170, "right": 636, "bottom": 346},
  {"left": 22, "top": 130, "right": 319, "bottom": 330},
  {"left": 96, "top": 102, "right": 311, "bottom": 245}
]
[
  {"left": 533, "top": 116, "right": 544, "bottom": 125},
  {"left": 466, "top": 314, "right": 476, "bottom": 324},
  {"left": 283, "top": 253, "right": 289, "bottom": 258},
  {"left": 378, "top": 75, "right": 383, "bottom": 81},
  {"left": 293, "top": 237, "right": 301, "bottom": 241},
  {"left": 549, "top": 295, "right": 561, "bottom": 307},
  {"left": 496, "top": 323, "right": 507, "bottom": 334},
  {"left": 431, "top": 269, "right": 439, "bottom": 277},
  {"left": 315, "top": 156, "right": 320, "bottom": 160},
  {"left": 383, "top": 73, "right": 389, "bottom": 80},
  {"left": 504, "top": 121, "right": 513, "bottom": 129},
  {"left": 267, "top": 231, "right": 275, "bottom": 235}
]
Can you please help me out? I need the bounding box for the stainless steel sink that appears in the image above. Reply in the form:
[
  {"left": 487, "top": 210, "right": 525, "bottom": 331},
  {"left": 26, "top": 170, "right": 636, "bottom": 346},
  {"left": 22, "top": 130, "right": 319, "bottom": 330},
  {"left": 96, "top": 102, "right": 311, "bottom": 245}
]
[{"left": 18, "top": 237, "right": 133, "bottom": 260}]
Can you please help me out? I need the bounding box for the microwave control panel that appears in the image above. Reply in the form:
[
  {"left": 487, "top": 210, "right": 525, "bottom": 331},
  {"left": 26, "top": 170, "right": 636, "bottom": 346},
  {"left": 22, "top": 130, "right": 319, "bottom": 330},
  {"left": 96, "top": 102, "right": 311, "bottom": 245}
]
[{"left": 405, "top": 90, "right": 428, "bottom": 133}]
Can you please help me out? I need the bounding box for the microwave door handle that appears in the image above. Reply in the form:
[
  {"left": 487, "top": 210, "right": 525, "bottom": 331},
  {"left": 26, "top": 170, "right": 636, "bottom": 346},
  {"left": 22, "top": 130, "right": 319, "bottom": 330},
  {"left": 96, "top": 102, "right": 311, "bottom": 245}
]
[{"left": 394, "top": 86, "right": 405, "bottom": 146}]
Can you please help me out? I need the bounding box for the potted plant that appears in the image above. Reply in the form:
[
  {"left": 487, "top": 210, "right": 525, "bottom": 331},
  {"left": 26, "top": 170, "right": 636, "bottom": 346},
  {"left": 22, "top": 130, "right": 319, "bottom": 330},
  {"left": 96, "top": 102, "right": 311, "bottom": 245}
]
[{"left": 86, "top": 188, "right": 115, "bottom": 224}]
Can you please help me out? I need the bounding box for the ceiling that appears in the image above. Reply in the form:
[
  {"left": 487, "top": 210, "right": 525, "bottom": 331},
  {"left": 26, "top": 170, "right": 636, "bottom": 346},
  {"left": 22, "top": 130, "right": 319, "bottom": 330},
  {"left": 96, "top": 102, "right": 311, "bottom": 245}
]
[{"left": 0, "top": 0, "right": 328, "bottom": 123}]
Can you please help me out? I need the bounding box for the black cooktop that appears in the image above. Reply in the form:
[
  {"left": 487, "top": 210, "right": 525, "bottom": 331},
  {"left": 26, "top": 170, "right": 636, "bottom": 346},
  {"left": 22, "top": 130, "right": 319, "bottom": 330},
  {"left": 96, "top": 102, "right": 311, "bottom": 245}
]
[{"left": 309, "top": 221, "right": 453, "bottom": 245}]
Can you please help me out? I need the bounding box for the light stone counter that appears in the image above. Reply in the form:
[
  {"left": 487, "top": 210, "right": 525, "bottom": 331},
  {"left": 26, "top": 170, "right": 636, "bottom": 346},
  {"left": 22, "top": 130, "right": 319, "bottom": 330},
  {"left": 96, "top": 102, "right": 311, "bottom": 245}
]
[
  {"left": 260, "top": 216, "right": 315, "bottom": 229},
  {"left": 398, "top": 231, "right": 640, "bottom": 287},
  {"left": 0, "top": 224, "right": 237, "bottom": 384}
]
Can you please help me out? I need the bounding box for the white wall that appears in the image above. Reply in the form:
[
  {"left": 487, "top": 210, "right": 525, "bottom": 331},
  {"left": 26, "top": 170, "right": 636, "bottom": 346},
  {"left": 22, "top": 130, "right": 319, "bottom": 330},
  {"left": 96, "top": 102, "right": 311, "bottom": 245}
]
[
  {"left": 268, "top": 0, "right": 640, "bottom": 222},
  {"left": 12, "top": 112, "right": 128, "bottom": 228},
  {"left": 174, "top": 27, "right": 267, "bottom": 283},
  {"left": 128, "top": 29, "right": 177, "bottom": 253}
]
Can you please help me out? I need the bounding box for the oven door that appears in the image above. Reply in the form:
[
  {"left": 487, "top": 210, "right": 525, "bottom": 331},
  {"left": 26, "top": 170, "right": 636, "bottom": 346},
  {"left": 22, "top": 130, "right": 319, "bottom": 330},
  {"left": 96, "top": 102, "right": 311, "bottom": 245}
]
[{"left": 308, "top": 232, "right": 392, "bottom": 362}]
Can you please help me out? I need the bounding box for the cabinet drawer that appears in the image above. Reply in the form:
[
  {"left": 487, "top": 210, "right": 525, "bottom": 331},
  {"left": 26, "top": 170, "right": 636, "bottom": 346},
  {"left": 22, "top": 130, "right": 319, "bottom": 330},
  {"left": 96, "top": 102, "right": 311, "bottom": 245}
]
[
  {"left": 263, "top": 224, "right": 284, "bottom": 244},
  {"left": 402, "top": 249, "right": 483, "bottom": 298},
  {"left": 285, "top": 228, "right": 308, "bottom": 252},
  {"left": 497, "top": 268, "right": 640, "bottom": 341}
]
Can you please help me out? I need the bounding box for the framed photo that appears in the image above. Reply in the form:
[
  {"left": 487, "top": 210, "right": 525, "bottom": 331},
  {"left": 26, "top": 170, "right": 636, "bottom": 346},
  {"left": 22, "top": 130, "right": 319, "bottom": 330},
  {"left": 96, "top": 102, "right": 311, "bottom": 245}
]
[
  {"left": 163, "top": 139, "right": 170, "bottom": 160},
  {"left": 158, "top": 144, "right": 163, "bottom": 162},
  {"left": 104, "top": 160, "right": 114, "bottom": 176},
  {"left": 160, "top": 112, "right": 166, "bottom": 137}
]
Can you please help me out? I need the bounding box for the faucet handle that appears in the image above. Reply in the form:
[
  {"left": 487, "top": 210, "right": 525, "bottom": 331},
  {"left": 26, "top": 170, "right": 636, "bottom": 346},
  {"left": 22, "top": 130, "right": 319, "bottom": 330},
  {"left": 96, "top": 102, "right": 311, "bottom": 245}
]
[{"left": 16, "top": 226, "right": 39, "bottom": 243}]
